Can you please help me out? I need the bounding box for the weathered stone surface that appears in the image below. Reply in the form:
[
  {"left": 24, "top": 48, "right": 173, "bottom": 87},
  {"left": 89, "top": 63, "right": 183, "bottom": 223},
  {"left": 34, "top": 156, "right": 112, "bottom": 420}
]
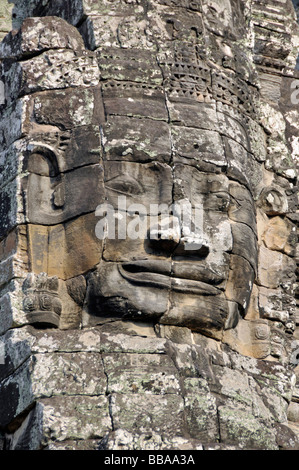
[
  {"left": 102, "top": 116, "right": 172, "bottom": 163},
  {"left": 26, "top": 163, "right": 105, "bottom": 225},
  {"left": 258, "top": 245, "right": 296, "bottom": 289},
  {"left": 32, "top": 87, "right": 97, "bottom": 130},
  {"left": 0, "top": 323, "right": 298, "bottom": 449},
  {"left": 40, "top": 396, "right": 111, "bottom": 443},
  {"left": 225, "top": 254, "right": 255, "bottom": 314},
  {"left": 217, "top": 405, "right": 278, "bottom": 450},
  {"left": 103, "top": 352, "right": 180, "bottom": 395},
  {"left": 102, "top": 82, "right": 168, "bottom": 120},
  {"left": 110, "top": 393, "right": 185, "bottom": 435},
  {"left": 22, "top": 273, "right": 62, "bottom": 328},
  {"left": 0, "top": 17, "right": 85, "bottom": 59},
  {"left": 98, "top": 429, "right": 204, "bottom": 451},
  {"left": 172, "top": 125, "right": 226, "bottom": 167},
  {"left": 0, "top": 0, "right": 299, "bottom": 452},
  {"left": 231, "top": 223, "right": 258, "bottom": 273},
  {"left": 262, "top": 216, "right": 297, "bottom": 256},
  {"left": 0, "top": 1, "right": 12, "bottom": 41}
]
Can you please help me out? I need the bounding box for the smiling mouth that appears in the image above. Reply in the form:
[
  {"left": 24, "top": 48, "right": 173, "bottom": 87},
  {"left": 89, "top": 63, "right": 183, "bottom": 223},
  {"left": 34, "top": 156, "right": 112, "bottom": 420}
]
[{"left": 118, "top": 260, "right": 224, "bottom": 295}]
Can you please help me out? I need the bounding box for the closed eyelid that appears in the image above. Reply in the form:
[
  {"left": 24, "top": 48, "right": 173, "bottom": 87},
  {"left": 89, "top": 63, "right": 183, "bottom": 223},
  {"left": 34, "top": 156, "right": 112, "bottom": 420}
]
[{"left": 105, "top": 174, "right": 144, "bottom": 195}]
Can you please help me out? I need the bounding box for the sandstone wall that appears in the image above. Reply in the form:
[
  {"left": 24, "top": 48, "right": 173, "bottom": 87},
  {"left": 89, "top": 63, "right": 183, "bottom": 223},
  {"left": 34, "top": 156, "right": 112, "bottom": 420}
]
[
  {"left": 1, "top": 0, "right": 299, "bottom": 451},
  {"left": 0, "top": 1, "right": 12, "bottom": 42}
]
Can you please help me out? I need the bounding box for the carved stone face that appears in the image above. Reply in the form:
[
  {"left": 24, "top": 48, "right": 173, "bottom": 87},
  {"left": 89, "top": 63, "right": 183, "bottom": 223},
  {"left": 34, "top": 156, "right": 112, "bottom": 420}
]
[
  {"left": 2, "top": 5, "right": 284, "bottom": 339},
  {"left": 84, "top": 113, "right": 257, "bottom": 337}
]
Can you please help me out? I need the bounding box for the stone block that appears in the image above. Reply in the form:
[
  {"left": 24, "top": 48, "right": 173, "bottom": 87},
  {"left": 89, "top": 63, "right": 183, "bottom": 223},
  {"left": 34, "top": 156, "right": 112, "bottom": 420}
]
[
  {"left": 47, "top": 212, "right": 103, "bottom": 280},
  {"left": 172, "top": 125, "right": 226, "bottom": 167},
  {"left": 0, "top": 177, "right": 25, "bottom": 240},
  {"left": 0, "top": 359, "right": 33, "bottom": 428},
  {"left": 0, "top": 280, "right": 26, "bottom": 335},
  {"left": 31, "top": 352, "right": 107, "bottom": 398},
  {"left": 102, "top": 81, "right": 168, "bottom": 120},
  {"left": 40, "top": 396, "right": 111, "bottom": 443},
  {"left": 0, "top": 1, "right": 12, "bottom": 41},
  {"left": 168, "top": 101, "right": 218, "bottom": 131},
  {"left": 63, "top": 213, "right": 103, "bottom": 278},
  {"left": 83, "top": 14, "right": 154, "bottom": 51},
  {"left": 183, "top": 377, "right": 219, "bottom": 440},
  {"left": 5, "top": 49, "right": 99, "bottom": 105},
  {"left": 0, "top": 327, "right": 32, "bottom": 383},
  {"left": 0, "top": 225, "right": 27, "bottom": 266},
  {"left": 98, "top": 47, "right": 163, "bottom": 85},
  {"left": 27, "top": 224, "right": 49, "bottom": 275},
  {"left": 110, "top": 393, "right": 185, "bottom": 436},
  {"left": 102, "top": 115, "right": 172, "bottom": 163},
  {"left": 0, "top": 256, "right": 25, "bottom": 290},
  {"left": 225, "top": 254, "right": 255, "bottom": 314},
  {"left": 99, "top": 331, "right": 167, "bottom": 355},
  {"left": 0, "top": 17, "right": 85, "bottom": 60},
  {"left": 61, "top": 124, "right": 102, "bottom": 172},
  {"left": 5, "top": 403, "right": 43, "bottom": 450},
  {"left": 222, "top": 318, "right": 272, "bottom": 359},
  {"left": 224, "top": 137, "right": 263, "bottom": 192},
  {"left": 231, "top": 223, "right": 258, "bottom": 273},
  {"left": 21, "top": 325, "right": 103, "bottom": 355},
  {"left": 0, "top": 140, "right": 27, "bottom": 189},
  {"left": 26, "top": 163, "right": 105, "bottom": 225},
  {"left": 161, "top": 292, "right": 229, "bottom": 336},
  {"left": 288, "top": 402, "right": 299, "bottom": 423},
  {"left": 98, "top": 429, "right": 204, "bottom": 451},
  {"left": 228, "top": 182, "right": 257, "bottom": 234},
  {"left": 262, "top": 216, "right": 297, "bottom": 256},
  {"left": 218, "top": 405, "right": 278, "bottom": 450},
  {"left": 258, "top": 285, "right": 296, "bottom": 324},
  {"left": 33, "top": 88, "right": 96, "bottom": 130},
  {"left": 217, "top": 106, "right": 250, "bottom": 150},
  {"left": 103, "top": 352, "right": 180, "bottom": 395},
  {"left": 0, "top": 97, "right": 31, "bottom": 149},
  {"left": 257, "top": 245, "right": 296, "bottom": 289}
]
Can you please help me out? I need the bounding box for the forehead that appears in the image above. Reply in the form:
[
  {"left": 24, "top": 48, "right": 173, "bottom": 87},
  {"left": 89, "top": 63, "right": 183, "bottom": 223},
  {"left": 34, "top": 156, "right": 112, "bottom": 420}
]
[
  {"left": 3, "top": 3, "right": 264, "bottom": 196},
  {"left": 17, "top": 84, "right": 260, "bottom": 197}
]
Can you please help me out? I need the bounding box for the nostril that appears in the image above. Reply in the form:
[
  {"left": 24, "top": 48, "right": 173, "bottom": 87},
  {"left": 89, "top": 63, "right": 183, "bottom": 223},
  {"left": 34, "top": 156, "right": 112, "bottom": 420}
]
[
  {"left": 189, "top": 244, "right": 209, "bottom": 257},
  {"left": 148, "top": 237, "right": 179, "bottom": 253},
  {"left": 173, "top": 241, "right": 210, "bottom": 258},
  {"left": 148, "top": 216, "right": 181, "bottom": 246}
]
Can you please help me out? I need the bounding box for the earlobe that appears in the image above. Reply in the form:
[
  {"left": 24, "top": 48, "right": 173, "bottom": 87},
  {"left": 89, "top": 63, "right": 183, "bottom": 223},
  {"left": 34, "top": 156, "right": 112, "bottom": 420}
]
[
  {"left": 53, "top": 178, "right": 65, "bottom": 209},
  {"left": 24, "top": 145, "right": 64, "bottom": 224}
]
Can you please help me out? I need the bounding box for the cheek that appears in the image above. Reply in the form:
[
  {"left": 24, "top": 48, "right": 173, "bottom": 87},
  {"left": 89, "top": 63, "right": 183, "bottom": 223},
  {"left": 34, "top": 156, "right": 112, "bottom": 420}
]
[
  {"left": 203, "top": 214, "right": 233, "bottom": 252},
  {"left": 27, "top": 174, "right": 57, "bottom": 220}
]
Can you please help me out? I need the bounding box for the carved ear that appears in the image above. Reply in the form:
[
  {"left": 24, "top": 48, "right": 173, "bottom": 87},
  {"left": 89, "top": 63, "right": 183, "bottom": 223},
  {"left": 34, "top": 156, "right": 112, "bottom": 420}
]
[
  {"left": 257, "top": 186, "right": 288, "bottom": 216},
  {"left": 23, "top": 145, "right": 65, "bottom": 224},
  {"left": 25, "top": 145, "right": 59, "bottom": 176}
]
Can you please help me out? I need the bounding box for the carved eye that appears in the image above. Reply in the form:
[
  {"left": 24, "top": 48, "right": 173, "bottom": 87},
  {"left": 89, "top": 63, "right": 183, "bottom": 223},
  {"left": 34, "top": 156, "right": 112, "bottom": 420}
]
[{"left": 105, "top": 176, "right": 143, "bottom": 195}]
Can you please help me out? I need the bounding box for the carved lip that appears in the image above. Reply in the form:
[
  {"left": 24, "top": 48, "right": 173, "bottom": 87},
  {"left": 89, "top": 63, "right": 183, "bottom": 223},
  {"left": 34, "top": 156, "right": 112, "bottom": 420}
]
[{"left": 119, "top": 260, "right": 223, "bottom": 295}]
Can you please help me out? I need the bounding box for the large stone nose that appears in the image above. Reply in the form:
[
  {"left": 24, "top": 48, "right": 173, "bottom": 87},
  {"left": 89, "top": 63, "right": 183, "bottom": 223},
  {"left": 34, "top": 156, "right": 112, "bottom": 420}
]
[
  {"left": 148, "top": 214, "right": 210, "bottom": 257},
  {"left": 148, "top": 215, "right": 181, "bottom": 253}
]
